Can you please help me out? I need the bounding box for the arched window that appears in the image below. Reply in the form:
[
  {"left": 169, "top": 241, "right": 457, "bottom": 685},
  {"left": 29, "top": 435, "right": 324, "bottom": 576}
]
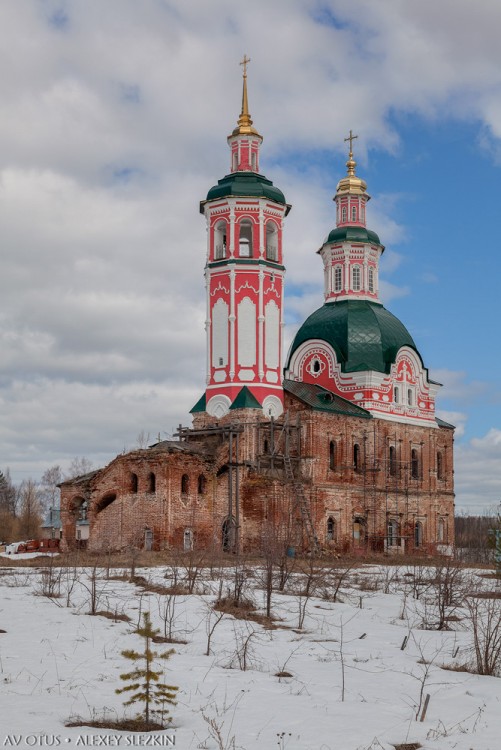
[
  {"left": 394, "top": 386, "right": 399, "bottom": 404},
  {"left": 361, "top": 204, "right": 365, "bottom": 222},
  {"left": 148, "top": 472, "right": 156, "bottom": 494},
  {"left": 407, "top": 388, "right": 413, "bottom": 406},
  {"left": 334, "top": 266, "right": 343, "bottom": 292},
  {"left": 266, "top": 222, "right": 278, "bottom": 261},
  {"left": 437, "top": 451, "right": 444, "bottom": 480},
  {"left": 130, "top": 472, "right": 138, "bottom": 494},
  {"left": 198, "top": 474, "right": 206, "bottom": 495},
  {"left": 387, "top": 519, "right": 398, "bottom": 547},
  {"left": 181, "top": 474, "right": 189, "bottom": 494},
  {"left": 353, "top": 443, "right": 361, "bottom": 472},
  {"left": 352, "top": 265, "right": 361, "bottom": 292},
  {"left": 214, "top": 221, "right": 227, "bottom": 260},
  {"left": 411, "top": 449, "right": 420, "bottom": 480},
  {"left": 389, "top": 445, "right": 396, "bottom": 476},
  {"left": 239, "top": 219, "right": 253, "bottom": 257},
  {"left": 414, "top": 521, "right": 423, "bottom": 547},
  {"left": 326, "top": 516, "right": 336, "bottom": 541},
  {"left": 341, "top": 206, "right": 347, "bottom": 223},
  {"left": 232, "top": 152, "right": 238, "bottom": 171},
  {"left": 368, "top": 268, "right": 374, "bottom": 293},
  {"left": 263, "top": 439, "right": 269, "bottom": 454},
  {"left": 251, "top": 152, "right": 257, "bottom": 171},
  {"left": 329, "top": 440, "right": 336, "bottom": 470},
  {"left": 351, "top": 205, "right": 357, "bottom": 222}
]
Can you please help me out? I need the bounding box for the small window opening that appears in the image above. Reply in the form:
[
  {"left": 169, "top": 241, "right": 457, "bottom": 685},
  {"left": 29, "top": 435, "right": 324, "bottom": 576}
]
[
  {"left": 407, "top": 388, "right": 413, "bottom": 406},
  {"left": 389, "top": 445, "right": 396, "bottom": 476},
  {"left": 239, "top": 220, "right": 253, "bottom": 257},
  {"left": 437, "top": 451, "right": 444, "bottom": 480},
  {"left": 341, "top": 206, "right": 347, "bottom": 223},
  {"left": 394, "top": 386, "right": 399, "bottom": 404},
  {"left": 352, "top": 265, "right": 361, "bottom": 292},
  {"left": 329, "top": 440, "right": 336, "bottom": 470},
  {"left": 334, "top": 265, "right": 343, "bottom": 292},
  {"left": 263, "top": 439, "right": 269, "bottom": 454},
  {"left": 148, "top": 472, "right": 156, "bottom": 494},
  {"left": 313, "top": 358, "right": 320, "bottom": 373},
  {"left": 414, "top": 521, "right": 423, "bottom": 547},
  {"left": 215, "top": 221, "right": 227, "bottom": 260},
  {"left": 351, "top": 205, "right": 357, "bottom": 222},
  {"left": 181, "top": 474, "right": 189, "bottom": 494},
  {"left": 326, "top": 516, "right": 336, "bottom": 542},
  {"left": 411, "top": 449, "right": 420, "bottom": 480},
  {"left": 353, "top": 443, "right": 361, "bottom": 472},
  {"left": 266, "top": 223, "right": 278, "bottom": 261},
  {"left": 130, "top": 472, "right": 138, "bottom": 494},
  {"left": 198, "top": 474, "right": 207, "bottom": 495},
  {"left": 368, "top": 268, "right": 374, "bottom": 293}
]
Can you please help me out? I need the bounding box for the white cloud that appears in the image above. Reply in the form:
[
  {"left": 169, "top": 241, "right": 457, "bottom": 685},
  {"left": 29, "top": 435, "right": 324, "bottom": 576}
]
[
  {"left": 455, "top": 429, "right": 501, "bottom": 513},
  {"left": 1, "top": 1, "right": 501, "bottom": 483}
]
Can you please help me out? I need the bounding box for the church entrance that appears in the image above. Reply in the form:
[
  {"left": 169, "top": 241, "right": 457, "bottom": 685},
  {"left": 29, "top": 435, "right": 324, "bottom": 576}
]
[{"left": 352, "top": 516, "right": 367, "bottom": 549}]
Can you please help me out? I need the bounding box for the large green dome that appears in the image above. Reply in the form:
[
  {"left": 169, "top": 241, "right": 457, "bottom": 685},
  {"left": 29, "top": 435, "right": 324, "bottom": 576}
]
[
  {"left": 202, "top": 171, "right": 287, "bottom": 209},
  {"left": 287, "top": 299, "right": 418, "bottom": 374}
]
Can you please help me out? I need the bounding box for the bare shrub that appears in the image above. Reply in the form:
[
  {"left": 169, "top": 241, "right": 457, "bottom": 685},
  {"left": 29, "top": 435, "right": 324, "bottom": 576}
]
[{"left": 465, "top": 595, "right": 501, "bottom": 676}]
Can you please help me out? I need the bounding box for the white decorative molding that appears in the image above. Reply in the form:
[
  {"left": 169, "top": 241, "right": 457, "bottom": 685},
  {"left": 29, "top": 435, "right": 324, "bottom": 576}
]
[
  {"left": 237, "top": 297, "right": 256, "bottom": 368},
  {"left": 212, "top": 299, "right": 228, "bottom": 368},
  {"left": 262, "top": 395, "right": 283, "bottom": 419},
  {"left": 206, "top": 394, "right": 231, "bottom": 418},
  {"left": 214, "top": 370, "right": 226, "bottom": 383},
  {"left": 264, "top": 300, "right": 280, "bottom": 369},
  {"left": 265, "top": 371, "right": 279, "bottom": 383},
  {"left": 238, "top": 369, "right": 255, "bottom": 381}
]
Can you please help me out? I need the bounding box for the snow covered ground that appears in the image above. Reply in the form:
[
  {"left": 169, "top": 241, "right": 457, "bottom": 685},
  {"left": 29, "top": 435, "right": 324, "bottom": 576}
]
[{"left": 0, "top": 559, "right": 500, "bottom": 750}]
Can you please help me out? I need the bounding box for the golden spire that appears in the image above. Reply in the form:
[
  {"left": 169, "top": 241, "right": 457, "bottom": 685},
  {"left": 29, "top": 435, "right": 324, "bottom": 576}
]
[
  {"left": 231, "top": 55, "right": 261, "bottom": 138},
  {"left": 335, "top": 129, "right": 367, "bottom": 196}
]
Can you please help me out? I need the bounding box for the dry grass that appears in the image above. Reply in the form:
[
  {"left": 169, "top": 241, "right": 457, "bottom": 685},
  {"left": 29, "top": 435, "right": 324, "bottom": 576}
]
[
  {"left": 91, "top": 610, "right": 131, "bottom": 623},
  {"left": 66, "top": 716, "right": 170, "bottom": 732}
]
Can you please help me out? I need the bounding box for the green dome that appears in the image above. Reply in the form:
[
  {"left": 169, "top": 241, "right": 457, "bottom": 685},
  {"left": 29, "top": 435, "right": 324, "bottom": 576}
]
[
  {"left": 203, "top": 172, "right": 287, "bottom": 207},
  {"left": 324, "top": 226, "right": 382, "bottom": 246},
  {"left": 287, "top": 300, "right": 418, "bottom": 374}
]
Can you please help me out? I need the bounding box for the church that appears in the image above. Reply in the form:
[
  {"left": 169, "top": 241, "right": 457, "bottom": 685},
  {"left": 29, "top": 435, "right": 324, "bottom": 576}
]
[{"left": 60, "top": 63, "right": 455, "bottom": 555}]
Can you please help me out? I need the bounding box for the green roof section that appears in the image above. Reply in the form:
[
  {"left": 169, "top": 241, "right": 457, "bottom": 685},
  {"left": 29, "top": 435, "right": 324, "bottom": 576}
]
[
  {"left": 230, "top": 386, "right": 262, "bottom": 410},
  {"left": 284, "top": 380, "right": 372, "bottom": 418},
  {"left": 435, "top": 417, "right": 455, "bottom": 430},
  {"left": 324, "top": 226, "right": 382, "bottom": 246},
  {"left": 286, "top": 299, "right": 419, "bottom": 375},
  {"left": 189, "top": 393, "right": 207, "bottom": 414},
  {"left": 202, "top": 172, "right": 289, "bottom": 211}
]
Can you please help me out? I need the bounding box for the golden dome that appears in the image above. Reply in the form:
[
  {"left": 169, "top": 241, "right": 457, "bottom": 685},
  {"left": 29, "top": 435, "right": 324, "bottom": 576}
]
[{"left": 335, "top": 130, "right": 367, "bottom": 196}]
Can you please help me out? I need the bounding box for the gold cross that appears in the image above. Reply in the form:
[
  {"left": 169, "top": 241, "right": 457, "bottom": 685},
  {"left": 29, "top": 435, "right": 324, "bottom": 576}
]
[
  {"left": 240, "top": 54, "right": 251, "bottom": 76},
  {"left": 344, "top": 129, "right": 358, "bottom": 156}
]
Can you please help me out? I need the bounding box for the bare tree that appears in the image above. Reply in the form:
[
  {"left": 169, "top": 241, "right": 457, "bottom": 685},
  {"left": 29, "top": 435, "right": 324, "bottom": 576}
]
[
  {"left": 65, "top": 457, "right": 93, "bottom": 480},
  {"left": 39, "top": 465, "right": 62, "bottom": 517},
  {"left": 17, "top": 479, "right": 42, "bottom": 538}
]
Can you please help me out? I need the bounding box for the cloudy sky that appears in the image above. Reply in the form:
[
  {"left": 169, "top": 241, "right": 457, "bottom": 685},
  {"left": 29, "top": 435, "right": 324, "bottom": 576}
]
[{"left": 0, "top": 0, "right": 500, "bottom": 512}]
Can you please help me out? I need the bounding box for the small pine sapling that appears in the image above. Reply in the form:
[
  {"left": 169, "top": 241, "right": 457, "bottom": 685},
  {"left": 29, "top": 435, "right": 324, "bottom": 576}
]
[{"left": 116, "top": 612, "right": 178, "bottom": 727}]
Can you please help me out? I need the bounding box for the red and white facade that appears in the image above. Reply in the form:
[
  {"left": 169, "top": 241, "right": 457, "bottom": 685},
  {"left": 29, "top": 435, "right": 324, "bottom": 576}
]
[
  {"left": 200, "top": 72, "right": 290, "bottom": 419},
  {"left": 285, "top": 148, "right": 441, "bottom": 427}
]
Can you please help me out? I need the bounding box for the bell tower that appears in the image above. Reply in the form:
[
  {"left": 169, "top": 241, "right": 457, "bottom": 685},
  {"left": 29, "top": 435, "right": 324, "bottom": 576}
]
[{"left": 198, "top": 57, "right": 291, "bottom": 419}]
